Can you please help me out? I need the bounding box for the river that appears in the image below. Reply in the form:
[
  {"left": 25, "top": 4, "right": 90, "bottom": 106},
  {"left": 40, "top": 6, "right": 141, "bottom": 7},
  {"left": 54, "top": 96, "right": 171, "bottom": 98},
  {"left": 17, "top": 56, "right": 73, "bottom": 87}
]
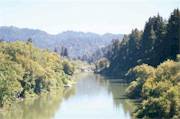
[{"left": 0, "top": 73, "right": 136, "bottom": 119}]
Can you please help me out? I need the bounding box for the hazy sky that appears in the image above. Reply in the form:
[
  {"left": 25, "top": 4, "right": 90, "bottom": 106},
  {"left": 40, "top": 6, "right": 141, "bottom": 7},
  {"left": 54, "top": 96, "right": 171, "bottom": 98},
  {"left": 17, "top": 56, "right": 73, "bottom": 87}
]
[{"left": 0, "top": 0, "right": 179, "bottom": 34}]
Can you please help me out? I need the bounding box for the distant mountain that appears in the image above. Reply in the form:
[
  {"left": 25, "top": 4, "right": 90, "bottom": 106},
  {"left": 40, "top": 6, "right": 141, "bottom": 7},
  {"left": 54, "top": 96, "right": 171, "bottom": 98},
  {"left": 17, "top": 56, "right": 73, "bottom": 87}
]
[{"left": 0, "top": 26, "right": 123, "bottom": 58}]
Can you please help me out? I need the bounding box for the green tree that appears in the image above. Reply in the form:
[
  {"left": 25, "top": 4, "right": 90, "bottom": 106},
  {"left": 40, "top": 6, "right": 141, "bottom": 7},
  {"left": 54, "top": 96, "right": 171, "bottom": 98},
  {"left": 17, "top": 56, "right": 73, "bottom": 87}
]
[{"left": 165, "top": 9, "right": 180, "bottom": 60}]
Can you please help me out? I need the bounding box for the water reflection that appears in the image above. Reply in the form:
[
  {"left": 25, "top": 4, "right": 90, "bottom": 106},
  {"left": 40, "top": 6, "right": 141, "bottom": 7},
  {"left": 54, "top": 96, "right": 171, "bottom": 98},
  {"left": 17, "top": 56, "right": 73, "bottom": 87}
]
[
  {"left": 0, "top": 73, "right": 136, "bottom": 119},
  {"left": 107, "top": 83, "right": 136, "bottom": 115},
  {"left": 54, "top": 73, "right": 135, "bottom": 119}
]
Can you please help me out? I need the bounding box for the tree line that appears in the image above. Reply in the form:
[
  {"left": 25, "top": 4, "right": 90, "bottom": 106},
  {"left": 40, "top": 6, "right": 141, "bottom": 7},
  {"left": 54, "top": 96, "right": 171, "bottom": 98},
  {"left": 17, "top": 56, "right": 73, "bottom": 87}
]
[
  {"left": 101, "top": 9, "right": 180, "bottom": 79},
  {"left": 0, "top": 41, "right": 75, "bottom": 108},
  {"left": 98, "top": 9, "right": 180, "bottom": 118}
]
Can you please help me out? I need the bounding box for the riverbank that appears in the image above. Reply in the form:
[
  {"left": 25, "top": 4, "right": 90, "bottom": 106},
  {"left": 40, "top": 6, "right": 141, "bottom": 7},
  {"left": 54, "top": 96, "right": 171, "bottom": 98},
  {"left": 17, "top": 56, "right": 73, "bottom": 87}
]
[
  {"left": 0, "top": 73, "right": 137, "bottom": 119},
  {"left": 0, "top": 41, "right": 79, "bottom": 109}
]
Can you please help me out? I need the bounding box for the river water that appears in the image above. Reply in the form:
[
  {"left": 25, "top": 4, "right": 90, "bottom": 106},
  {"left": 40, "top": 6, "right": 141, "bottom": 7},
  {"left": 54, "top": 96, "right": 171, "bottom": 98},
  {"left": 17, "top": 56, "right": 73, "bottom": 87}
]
[{"left": 0, "top": 73, "right": 136, "bottom": 119}]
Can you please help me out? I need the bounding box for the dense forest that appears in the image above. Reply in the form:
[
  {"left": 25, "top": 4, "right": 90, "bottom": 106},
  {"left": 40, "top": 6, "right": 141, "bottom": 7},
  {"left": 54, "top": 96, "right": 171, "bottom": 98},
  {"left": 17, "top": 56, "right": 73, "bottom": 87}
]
[
  {"left": 0, "top": 41, "right": 75, "bottom": 108},
  {"left": 97, "top": 9, "right": 180, "bottom": 118},
  {"left": 100, "top": 9, "right": 180, "bottom": 79}
]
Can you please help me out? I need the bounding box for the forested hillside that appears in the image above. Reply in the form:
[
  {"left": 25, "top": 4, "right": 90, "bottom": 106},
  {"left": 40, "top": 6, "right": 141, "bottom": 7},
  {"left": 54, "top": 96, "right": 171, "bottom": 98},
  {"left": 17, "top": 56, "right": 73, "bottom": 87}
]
[
  {"left": 101, "top": 9, "right": 180, "bottom": 78},
  {"left": 0, "top": 27, "right": 123, "bottom": 59},
  {"left": 0, "top": 41, "right": 75, "bottom": 108}
]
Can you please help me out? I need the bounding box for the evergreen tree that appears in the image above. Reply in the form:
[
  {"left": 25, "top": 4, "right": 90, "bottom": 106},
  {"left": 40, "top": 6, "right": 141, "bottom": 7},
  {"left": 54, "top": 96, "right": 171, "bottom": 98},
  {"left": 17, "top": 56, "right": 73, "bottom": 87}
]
[
  {"left": 61, "top": 46, "right": 69, "bottom": 57},
  {"left": 102, "top": 9, "right": 180, "bottom": 78},
  {"left": 165, "top": 8, "right": 180, "bottom": 60}
]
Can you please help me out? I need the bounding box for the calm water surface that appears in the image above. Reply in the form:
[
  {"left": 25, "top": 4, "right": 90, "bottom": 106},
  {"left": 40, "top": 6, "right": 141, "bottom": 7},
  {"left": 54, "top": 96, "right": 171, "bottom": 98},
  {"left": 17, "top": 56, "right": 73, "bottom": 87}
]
[{"left": 0, "top": 73, "right": 136, "bottom": 119}]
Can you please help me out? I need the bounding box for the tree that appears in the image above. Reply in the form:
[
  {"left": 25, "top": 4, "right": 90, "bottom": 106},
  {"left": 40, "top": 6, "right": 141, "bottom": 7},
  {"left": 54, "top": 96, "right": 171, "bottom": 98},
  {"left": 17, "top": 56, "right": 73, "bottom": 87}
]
[
  {"left": 127, "top": 59, "right": 180, "bottom": 118},
  {"left": 62, "top": 61, "right": 74, "bottom": 75},
  {"left": 165, "top": 9, "right": 180, "bottom": 60},
  {"left": 95, "top": 58, "right": 109, "bottom": 72},
  {"left": 54, "top": 47, "right": 58, "bottom": 53},
  {"left": 126, "top": 64, "right": 155, "bottom": 98},
  {"left": 61, "top": 46, "right": 68, "bottom": 57},
  {"left": 102, "top": 9, "right": 179, "bottom": 78},
  {"left": 0, "top": 41, "right": 73, "bottom": 107},
  {"left": 27, "top": 38, "right": 33, "bottom": 44}
]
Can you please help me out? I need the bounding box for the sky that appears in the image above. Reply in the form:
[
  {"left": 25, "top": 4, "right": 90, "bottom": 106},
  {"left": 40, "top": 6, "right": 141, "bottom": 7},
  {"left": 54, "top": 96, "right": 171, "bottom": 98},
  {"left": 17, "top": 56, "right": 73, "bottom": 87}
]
[{"left": 0, "top": 0, "right": 179, "bottom": 34}]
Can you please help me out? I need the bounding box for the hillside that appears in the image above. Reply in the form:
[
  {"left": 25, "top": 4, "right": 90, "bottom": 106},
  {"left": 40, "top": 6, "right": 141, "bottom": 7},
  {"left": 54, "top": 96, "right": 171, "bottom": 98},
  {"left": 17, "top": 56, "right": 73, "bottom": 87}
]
[{"left": 0, "top": 26, "right": 123, "bottom": 59}]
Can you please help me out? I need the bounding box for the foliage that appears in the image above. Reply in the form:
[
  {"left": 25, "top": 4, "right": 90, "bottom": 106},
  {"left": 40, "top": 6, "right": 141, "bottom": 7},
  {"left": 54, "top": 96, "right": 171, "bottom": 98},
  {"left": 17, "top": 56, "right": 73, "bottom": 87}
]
[
  {"left": 102, "top": 9, "right": 180, "bottom": 78},
  {"left": 0, "top": 55, "right": 24, "bottom": 107},
  {"left": 95, "top": 58, "right": 109, "bottom": 73},
  {"left": 126, "top": 59, "right": 180, "bottom": 118},
  {"left": 62, "top": 60, "right": 75, "bottom": 76},
  {"left": 104, "top": 8, "right": 180, "bottom": 118},
  {"left": 0, "top": 41, "right": 72, "bottom": 107},
  {"left": 126, "top": 64, "right": 155, "bottom": 98}
]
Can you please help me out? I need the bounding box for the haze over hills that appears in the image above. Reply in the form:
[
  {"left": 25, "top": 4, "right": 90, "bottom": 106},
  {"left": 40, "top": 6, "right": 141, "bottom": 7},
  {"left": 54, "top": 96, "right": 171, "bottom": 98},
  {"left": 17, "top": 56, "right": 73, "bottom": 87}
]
[{"left": 0, "top": 26, "right": 123, "bottom": 59}]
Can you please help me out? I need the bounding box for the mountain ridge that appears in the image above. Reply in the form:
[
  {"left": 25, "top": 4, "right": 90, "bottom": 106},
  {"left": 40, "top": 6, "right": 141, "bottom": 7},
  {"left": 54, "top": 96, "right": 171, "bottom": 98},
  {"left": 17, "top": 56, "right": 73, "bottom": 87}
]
[{"left": 0, "top": 26, "right": 123, "bottom": 58}]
